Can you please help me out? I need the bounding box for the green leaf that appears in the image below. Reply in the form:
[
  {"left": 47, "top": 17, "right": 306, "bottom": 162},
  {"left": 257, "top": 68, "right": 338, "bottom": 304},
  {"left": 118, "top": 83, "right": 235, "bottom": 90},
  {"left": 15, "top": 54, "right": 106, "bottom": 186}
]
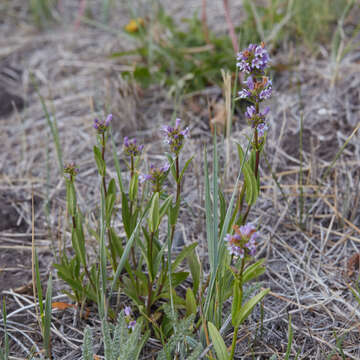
[
  {"left": 219, "top": 190, "right": 227, "bottom": 229},
  {"left": 185, "top": 288, "right": 197, "bottom": 317},
  {"left": 106, "top": 193, "right": 116, "bottom": 225},
  {"left": 165, "top": 153, "right": 176, "bottom": 180},
  {"left": 110, "top": 201, "right": 151, "bottom": 296},
  {"left": 106, "top": 178, "right": 117, "bottom": 224},
  {"left": 178, "top": 156, "right": 194, "bottom": 182},
  {"left": 148, "top": 192, "right": 160, "bottom": 233},
  {"left": 159, "top": 195, "right": 173, "bottom": 220},
  {"left": 121, "top": 192, "right": 131, "bottom": 238},
  {"left": 66, "top": 179, "right": 77, "bottom": 216},
  {"left": 242, "top": 258, "right": 266, "bottom": 283},
  {"left": 169, "top": 202, "right": 180, "bottom": 226},
  {"left": 188, "top": 249, "right": 201, "bottom": 295},
  {"left": 173, "top": 243, "right": 198, "bottom": 271},
  {"left": 208, "top": 321, "right": 229, "bottom": 360},
  {"left": 129, "top": 173, "right": 139, "bottom": 202},
  {"left": 237, "top": 144, "right": 259, "bottom": 205},
  {"left": 74, "top": 211, "right": 86, "bottom": 267},
  {"left": 233, "top": 288, "right": 270, "bottom": 327},
  {"left": 163, "top": 271, "right": 189, "bottom": 289},
  {"left": 93, "top": 145, "right": 105, "bottom": 176},
  {"left": 34, "top": 250, "right": 44, "bottom": 316},
  {"left": 133, "top": 66, "right": 152, "bottom": 87}
]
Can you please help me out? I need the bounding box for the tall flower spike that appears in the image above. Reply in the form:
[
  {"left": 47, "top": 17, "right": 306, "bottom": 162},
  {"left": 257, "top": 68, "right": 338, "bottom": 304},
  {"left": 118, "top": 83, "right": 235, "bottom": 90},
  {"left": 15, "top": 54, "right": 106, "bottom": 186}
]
[
  {"left": 161, "top": 118, "right": 189, "bottom": 155},
  {"left": 139, "top": 162, "right": 170, "bottom": 192}
]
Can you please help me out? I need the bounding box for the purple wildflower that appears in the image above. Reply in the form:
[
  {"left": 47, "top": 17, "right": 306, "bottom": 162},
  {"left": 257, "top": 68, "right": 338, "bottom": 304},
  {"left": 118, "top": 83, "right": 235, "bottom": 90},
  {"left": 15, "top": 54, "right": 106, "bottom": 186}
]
[
  {"left": 128, "top": 320, "right": 136, "bottom": 331},
  {"left": 245, "top": 105, "right": 256, "bottom": 119},
  {"left": 238, "top": 76, "right": 255, "bottom": 99},
  {"left": 238, "top": 88, "right": 251, "bottom": 99},
  {"left": 124, "top": 306, "right": 132, "bottom": 317},
  {"left": 124, "top": 136, "right": 144, "bottom": 157},
  {"left": 93, "top": 114, "right": 113, "bottom": 134},
  {"left": 161, "top": 118, "right": 189, "bottom": 154},
  {"left": 139, "top": 173, "right": 153, "bottom": 184},
  {"left": 224, "top": 223, "right": 258, "bottom": 258},
  {"left": 239, "top": 223, "right": 256, "bottom": 237},
  {"left": 259, "top": 79, "right": 272, "bottom": 100},
  {"left": 257, "top": 122, "right": 269, "bottom": 138},
  {"left": 139, "top": 162, "right": 170, "bottom": 192},
  {"left": 244, "top": 105, "right": 270, "bottom": 136},
  {"left": 238, "top": 76, "right": 272, "bottom": 103},
  {"left": 236, "top": 43, "right": 270, "bottom": 74}
]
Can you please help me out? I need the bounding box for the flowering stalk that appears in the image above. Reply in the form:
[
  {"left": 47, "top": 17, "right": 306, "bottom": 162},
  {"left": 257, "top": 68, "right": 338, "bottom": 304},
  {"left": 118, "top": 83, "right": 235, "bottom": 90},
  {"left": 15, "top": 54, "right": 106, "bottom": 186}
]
[
  {"left": 63, "top": 162, "right": 97, "bottom": 294},
  {"left": 236, "top": 43, "right": 272, "bottom": 224},
  {"left": 124, "top": 306, "right": 137, "bottom": 331},
  {"left": 161, "top": 118, "right": 189, "bottom": 237},
  {"left": 94, "top": 114, "right": 118, "bottom": 269},
  {"left": 224, "top": 43, "right": 272, "bottom": 359},
  {"left": 123, "top": 136, "right": 144, "bottom": 269},
  {"left": 94, "top": 114, "right": 112, "bottom": 197}
]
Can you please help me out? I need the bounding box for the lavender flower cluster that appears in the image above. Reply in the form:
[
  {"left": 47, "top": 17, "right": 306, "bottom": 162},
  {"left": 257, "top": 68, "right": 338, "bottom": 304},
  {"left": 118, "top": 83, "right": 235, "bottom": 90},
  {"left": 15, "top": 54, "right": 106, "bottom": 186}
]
[
  {"left": 236, "top": 43, "right": 272, "bottom": 139},
  {"left": 93, "top": 114, "right": 112, "bottom": 134},
  {"left": 123, "top": 136, "right": 144, "bottom": 157},
  {"left": 161, "top": 118, "right": 189, "bottom": 155},
  {"left": 139, "top": 163, "right": 170, "bottom": 192},
  {"left": 225, "top": 223, "right": 257, "bottom": 258},
  {"left": 124, "top": 306, "right": 136, "bottom": 331},
  {"left": 236, "top": 43, "right": 270, "bottom": 74}
]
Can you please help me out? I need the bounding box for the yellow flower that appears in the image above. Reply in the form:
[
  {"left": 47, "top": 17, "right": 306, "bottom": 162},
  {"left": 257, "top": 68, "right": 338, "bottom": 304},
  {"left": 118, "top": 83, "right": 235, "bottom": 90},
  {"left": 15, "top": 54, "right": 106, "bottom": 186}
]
[{"left": 125, "top": 18, "right": 144, "bottom": 33}]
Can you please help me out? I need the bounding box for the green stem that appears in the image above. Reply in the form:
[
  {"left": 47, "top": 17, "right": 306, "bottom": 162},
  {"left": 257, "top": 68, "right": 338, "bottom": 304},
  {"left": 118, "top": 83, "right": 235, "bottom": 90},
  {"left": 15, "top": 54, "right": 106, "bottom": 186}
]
[
  {"left": 241, "top": 112, "right": 261, "bottom": 225},
  {"left": 158, "top": 155, "right": 181, "bottom": 296},
  {"left": 101, "top": 133, "right": 107, "bottom": 198},
  {"left": 175, "top": 156, "right": 180, "bottom": 204},
  {"left": 230, "top": 258, "right": 245, "bottom": 359},
  {"left": 147, "top": 231, "right": 155, "bottom": 314},
  {"left": 129, "top": 154, "right": 137, "bottom": 269},
  {"left": 229, "top": 325, "right": 239, "bottom": 360}
]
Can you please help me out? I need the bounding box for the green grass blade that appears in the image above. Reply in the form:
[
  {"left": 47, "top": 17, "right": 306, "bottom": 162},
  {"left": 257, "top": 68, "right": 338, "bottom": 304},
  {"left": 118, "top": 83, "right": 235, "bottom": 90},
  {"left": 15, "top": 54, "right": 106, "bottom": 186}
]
[
  {"left": 1, "top": 299, "right": 9, "bottom": 360},
  {"left": 284, "top": 314, "right": 293, "bottom": 360},
  {"left": 44, "top": 274, "right": 53, "bottom": 358},
  {"left": 110, "top": 130, "right": 125, "bottom": 193},
  {"left": 110, "top": 201, "right": 151, "bottom": 297},
  {"left": 204, "top": 146, "right": 214, "bottom": 270},
  {"left": 34, "top": 250, "right": 44, "bottom": 318},
  {"left": 99, "top": 186, "right": 107, "bottom": 319}
]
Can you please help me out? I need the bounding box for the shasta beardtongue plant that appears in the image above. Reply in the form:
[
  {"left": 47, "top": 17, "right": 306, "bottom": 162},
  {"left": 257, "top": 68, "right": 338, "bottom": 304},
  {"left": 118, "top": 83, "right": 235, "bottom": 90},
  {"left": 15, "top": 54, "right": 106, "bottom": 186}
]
[
  {"left": 228, "top": 43, "right": 272, "bottom": 359},
  {"left": 206, "top": 43, "right": 271, "bottom": 360},
  {"left": 55, "top": 113, "right": 196, "bottom": 336},
  {"left": 54, "top": 44, "right": 272, "bottom": 358}
]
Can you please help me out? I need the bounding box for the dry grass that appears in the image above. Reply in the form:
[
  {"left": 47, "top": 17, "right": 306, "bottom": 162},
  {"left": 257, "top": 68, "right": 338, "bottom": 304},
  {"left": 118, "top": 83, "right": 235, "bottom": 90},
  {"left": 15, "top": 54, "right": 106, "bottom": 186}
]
[{"left": 1, "top": 0, "right": 360, "bottom": 359}]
